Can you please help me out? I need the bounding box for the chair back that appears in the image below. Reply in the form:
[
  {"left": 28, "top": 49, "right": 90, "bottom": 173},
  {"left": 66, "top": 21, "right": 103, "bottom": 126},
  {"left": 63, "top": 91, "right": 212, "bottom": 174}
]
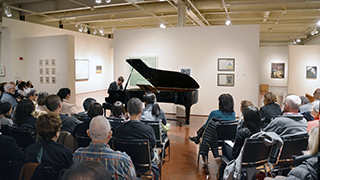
[
  {"left": 112, "top": 137, "right": 152, "bottom": 173},
  {"left": 73, "top": 113, "right": 91, "bottom": 122},
  {"left": 141, "top": 120, "right": 162, "bottom": 146},
  {"left": 9, "top": 125, "right": 35, "bottom": 150},
  {"left": 107, "top": 117, "right": 125, "bottom": 131},
  {"left": 75, "top": 133, "right": 91, "bottom": 148},
  {"left": 241, "top": 138, "right": 272, "bottom": 167},
  {"left": 215, "top": 120, "right": 238, "bottom": 145},
  {"left": 0, "top": 124, "right": 11, "bottom": 136}
]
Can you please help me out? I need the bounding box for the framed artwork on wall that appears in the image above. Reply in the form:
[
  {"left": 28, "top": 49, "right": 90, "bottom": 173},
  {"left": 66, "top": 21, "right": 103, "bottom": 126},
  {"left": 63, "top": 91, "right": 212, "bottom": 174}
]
[
  {"left": 51, "top": 67, "right": 56, "bottom": 75},
  {"left": 39, "top": 76, "right": 44, "bottom": 83},
  {"left": 218, "top": 58, "right": 235, "bottom": 71},
  {"left": 218, "top": 73, "right": 234, "bottom": 86},
  {"left": 75, "top": 59, "right": 89, "bottom": 80},
  {"left": 51, "top": 59, "right": 56, "bottom": 66},
  {"left": 96, "top": 65, "right": 102, "bottom": 74},
  {"left": 51, "top": 76, "right": 56, "bottom": 84},
  {"left": 306, "top": 66, "right": 317, "bottom": 79},
  {"left": 0, "top": 66, "right": 5, "bottom": 77},
  {"left": 45, "top": 68, "right": 50, "bottom": 75},
  {"left": 45, "top": 59, "right": 49, "bottom": 66},
  {"left": 271, "top": 63, "right": 285, "bottom": 79},
  {"left": 39, "top": 68, "right": 43, "bottom": 75},
  {"left": 45, "top": 76, "right": 50, "bottom": 84},
  {"left": 39, "top": 59, "right": 43, "bottom": 66}
]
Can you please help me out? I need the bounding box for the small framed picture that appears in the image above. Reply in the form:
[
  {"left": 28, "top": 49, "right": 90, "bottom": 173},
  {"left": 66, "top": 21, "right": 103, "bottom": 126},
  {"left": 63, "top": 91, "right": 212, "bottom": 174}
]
[
  {"left": 218, "top": 73, "right": 234, "bottom": 86},
  {"left": 39, "top": 68, "right": 44, "bottom": 75},
  {"left": 51, "top": 67, "right": 56, "bottom": 75},
  {"left": 45, "top": 76, "right": 50, "bottom": 84},
  {"left": 96, "top": 65, "right": 102, "bottom": 74},
  {"left": 306, "top": 66, "right": 317, "bottom": 79},
  {"left": 45, "top": 68, "right": 50, "bottom": 75},
  {"left": 218, "top": 58, "right": 235, "bottom": 71},
  {"left": 51, "top": 59, "right": 56, "bottom": 66},
  {"left": 39, "top": 59, "right": 43, "bottom": 66},
  {"left": 39, "top": 76, "right": 44, "bottom": 83},
  {"left": 51, "top": 76, "right": 56, "bottom": 84},
  {"left": 45, "top": 59, "right": 49, "bottom": 66},
  {"left": 0, "top": 66, "right": 5, "bottom": 77},
  {"left": 271, "top": 63, "right": 285, "bottom": 79}
]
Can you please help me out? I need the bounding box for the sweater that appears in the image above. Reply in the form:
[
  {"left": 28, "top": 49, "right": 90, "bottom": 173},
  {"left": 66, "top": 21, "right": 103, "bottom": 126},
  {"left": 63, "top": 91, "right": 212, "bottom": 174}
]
[
  {"left": 263, "top": 114, "right": 307, "bottom": 137},
  {"left": 286, "top": 152, "right": 320, "bottom": 180}
]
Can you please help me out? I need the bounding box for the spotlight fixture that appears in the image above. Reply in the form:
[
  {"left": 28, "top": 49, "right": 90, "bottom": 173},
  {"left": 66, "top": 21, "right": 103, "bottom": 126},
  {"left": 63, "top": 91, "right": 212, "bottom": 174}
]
[
  {"left": 99, "top": 28, "right": 104, "bottom": 34},
  {"left": 225, "top": 19, "right": 231, "bottom": 25},
  {"left": 293, "top": 40, "right": 296, "bottom": 45},
  {"left": 5, "top": 6, "right": 12, "bottom": 17},
  {"left": 78, "top": 25, "right": 83, "bottom": 32},
  {"left": 84, "top": 26, "right": 88, "bottom": 33},
  {"left": 95, "top": 0, "right": 102, "bottom": 3},
  {"left": 75, "top": 24, "right": 78, "bottom": 28},
  {"left": 93, "top": 29, "right": 97, "bottom": 35},
  {"left": 317, "top": 21, "right": 320, "bottom": 26},
  {"left": 296, "top": 38, "right": 301, "bottom": 43},
  {"left": 105, "top": 0, "right": 111, "bottom": 2},
  {"left": 160, "top": 23, "right": 166, "bottom": 28}
]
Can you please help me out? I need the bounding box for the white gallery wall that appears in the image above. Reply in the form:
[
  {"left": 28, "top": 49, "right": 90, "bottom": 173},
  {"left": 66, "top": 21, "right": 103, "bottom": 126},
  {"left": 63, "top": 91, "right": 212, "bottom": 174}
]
[
  {"left": 114, "top": 25, "right": 260, "bottom": 117},
  {"left": 1, "top": 18, "right": 113, "bottom": 102}
]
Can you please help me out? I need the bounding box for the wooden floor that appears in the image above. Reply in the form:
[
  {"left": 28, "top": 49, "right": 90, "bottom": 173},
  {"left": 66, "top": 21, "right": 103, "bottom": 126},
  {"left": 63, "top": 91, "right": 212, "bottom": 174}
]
[{"left": 75, "top": 90, "right": 220, "bottom": 180}]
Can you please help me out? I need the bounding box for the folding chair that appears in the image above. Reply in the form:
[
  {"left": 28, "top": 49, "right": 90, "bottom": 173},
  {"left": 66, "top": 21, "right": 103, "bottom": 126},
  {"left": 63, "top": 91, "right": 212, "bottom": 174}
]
[
  {"left": 73, "top": 113, "right": 91, "bottom": 122},
  {"left": 218, "top": 138, "right": 274, "bottom": 180},
  {"left": 0, "top": 124, "right": 11, "bottom": 136},
  {"left": 8, "top": 125, "right": 35, "bottom": 150},
  {"left": 112, "top": 138, "right": 153, "bottom": 179},
  {"left": 74, "top": 133, "right": 92, "bottom": 148},
  {"left": 102, "top": 102, "right": 113, "bottom": 117},
  {"left": 107, "top": 117, "right": 125, "bottom": 132},
  {"left": 215, "top": 119, "right": 238, "bottom": 149}
]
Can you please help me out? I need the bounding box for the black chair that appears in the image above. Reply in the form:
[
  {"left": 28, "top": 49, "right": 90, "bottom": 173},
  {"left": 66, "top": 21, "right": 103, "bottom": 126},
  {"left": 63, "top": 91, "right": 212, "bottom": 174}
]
[
  {"left": 107, "top": 117, "right": 125, "bottom": 131},
  {"left": 0, "top": 124, "right": 11, "bottom": 136},
  {"left": 269, "top": 134, "right": 309, "bottom": 174},
  {"left": 218, "top": 138, "right": 274, "bottom": 180},
  {"left": 112, "top": 138, "right": 153, "bottom": 179},
  {"left": 102, "top": 102, "right": 113, "bottom": 117},
  {"left": 141, "top": 120, "right": 170, "bottom": 176},
  {"left": 73, "top": 113, "right": 91, "bottom": 122},
  {"left": 8, "top": 125, "right": 35, "bottom": 150},
  {"left": 75, "top": 133, "right": 92, "bottom": 148},
  {"left": 215, "top": 119, "right": 238, "bottom": 147}
]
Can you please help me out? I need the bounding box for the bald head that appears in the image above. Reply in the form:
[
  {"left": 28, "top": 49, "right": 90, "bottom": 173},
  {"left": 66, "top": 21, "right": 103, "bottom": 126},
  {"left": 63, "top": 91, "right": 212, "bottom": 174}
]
[
  {"left": 283, "top": 95, "right": 301, "bottom": 113},
  {"left": 88, "top": 116, "right": 111, "bottom": 142}
]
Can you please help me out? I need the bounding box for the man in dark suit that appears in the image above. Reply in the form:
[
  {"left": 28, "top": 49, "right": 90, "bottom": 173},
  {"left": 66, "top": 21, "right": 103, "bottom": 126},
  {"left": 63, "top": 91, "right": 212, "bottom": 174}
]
[{"left": 107, "top": 76, "right": 124, "bottom": 93}]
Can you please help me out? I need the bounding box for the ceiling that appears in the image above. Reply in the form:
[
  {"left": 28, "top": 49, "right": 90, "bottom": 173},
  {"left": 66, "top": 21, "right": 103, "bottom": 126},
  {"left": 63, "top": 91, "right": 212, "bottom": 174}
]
[{"left": 2, "top": 0, "right": 320, "bottom": 46}]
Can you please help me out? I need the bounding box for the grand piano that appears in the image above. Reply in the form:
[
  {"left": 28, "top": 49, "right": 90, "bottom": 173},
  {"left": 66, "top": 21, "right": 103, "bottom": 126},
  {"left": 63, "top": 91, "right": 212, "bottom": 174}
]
[{"left": 105, "top": 59, "right": 199, "bottom": 125}]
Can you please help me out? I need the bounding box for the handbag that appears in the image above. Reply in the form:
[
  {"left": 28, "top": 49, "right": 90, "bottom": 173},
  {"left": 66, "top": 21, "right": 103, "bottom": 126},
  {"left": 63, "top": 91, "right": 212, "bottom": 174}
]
[{"left": 161, "top": 123, "right": 170, "bottom": 132}]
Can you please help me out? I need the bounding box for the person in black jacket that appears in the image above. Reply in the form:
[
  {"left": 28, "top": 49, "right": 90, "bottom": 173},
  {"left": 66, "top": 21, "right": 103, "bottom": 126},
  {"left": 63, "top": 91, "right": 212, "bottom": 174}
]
[{"left": 260, "top": 92, "right": 282, "bottom": 128}]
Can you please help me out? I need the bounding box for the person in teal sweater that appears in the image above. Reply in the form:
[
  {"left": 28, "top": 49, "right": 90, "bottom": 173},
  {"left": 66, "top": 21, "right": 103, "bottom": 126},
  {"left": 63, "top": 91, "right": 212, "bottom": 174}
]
[{"left": 189, "top": 93, "right": 236, "bottom": 144}]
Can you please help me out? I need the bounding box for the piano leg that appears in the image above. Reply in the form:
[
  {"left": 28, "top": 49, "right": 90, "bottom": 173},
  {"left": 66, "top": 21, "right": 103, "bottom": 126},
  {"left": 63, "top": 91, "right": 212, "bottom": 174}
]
[{"left": 185, "top": 105, "right": 191, "bottom": 125}]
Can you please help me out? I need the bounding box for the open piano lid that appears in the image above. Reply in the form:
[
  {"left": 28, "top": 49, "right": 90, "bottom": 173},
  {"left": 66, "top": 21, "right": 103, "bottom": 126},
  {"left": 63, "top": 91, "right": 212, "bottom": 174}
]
[{"left": 126, "top": 59, "right": 200, "bottom": 90}]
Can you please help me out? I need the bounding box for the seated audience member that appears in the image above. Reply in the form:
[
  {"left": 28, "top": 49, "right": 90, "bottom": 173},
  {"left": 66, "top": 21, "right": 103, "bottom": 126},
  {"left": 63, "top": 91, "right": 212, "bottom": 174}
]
[
  {"left": 237, "top": 100, "right": 254, "bottom": 130},
  {"left": 114, "top": 97, "right": 159, "bottom": 180},
  {"left": 45, "top": 94, "right": 82, "bottom": 135},
  {"left": 74, "top": 102, "right": 103, "bottom": 135},
  {"left": 16, "top": 81, "right": 26, "bottom": 98},
  {"left": 24, "top": 88, "right": 37, "bottom": 105},
  {"left": 0, "top": 83, "right": 18, "bottom": 111},
  {"left": 263, "top": 94, "right": 307, "bottom": 137},
  {"left": 13, "top": 99, "right": 37, "bottom": 129},
  {"left": 189, "top": 93, "right": 236, "bottom": 144},
  {"left": 73, "top": 116, "right": 136, "bottom": 179},
  {"left": 77, "top": 98, "right": 96, "bottom": 116},
  {"left": 307, "top": 100, "right": 320, "bottom": 132},
  {"left": 109, "top": 101, "right": 127, "bottom": 121},
  {"left": 57, "top": 88, "right": 79, "bottom": 116},
  {"left": 33, "top": 91, "right": 49, "bottom": 118},
  {"left": 62, "top": 161, "right": 112, "bottom": 180},
  {"left": 299, "top": 96, "right": 314, "bottom": 121},
  {"left": 26, "top": 80, "right": 34, "bottom": 88},
  {"left": 0, "top": 101, "right": 14, "bottom": 125},
  {"left": 25, "top": 112, "right": 73, "bottom": 180},
  {"left": 0, "top": 82, "right": 7, "bottom": 100},
  {"left": 260, "top": 92, "right": 282, "bottom": 128}
]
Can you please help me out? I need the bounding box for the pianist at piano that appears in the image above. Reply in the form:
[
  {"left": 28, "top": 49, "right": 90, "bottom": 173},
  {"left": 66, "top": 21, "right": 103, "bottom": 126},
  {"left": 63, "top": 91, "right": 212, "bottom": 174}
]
[{"left": 107, "top": 76, "right": 124, "bottom": 93}]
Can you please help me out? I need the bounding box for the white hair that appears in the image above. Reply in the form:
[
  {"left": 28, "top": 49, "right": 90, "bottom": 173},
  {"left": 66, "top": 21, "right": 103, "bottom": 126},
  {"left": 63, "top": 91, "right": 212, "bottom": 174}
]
[
  {"left": 284, "top": 95, "right": 301, "bottom": 111},
  {"left": 4, "top": 84, "right": 13, "bottom": 92},
  {"left": 89, "top": 116, "right": 111, "bottom": 140}
]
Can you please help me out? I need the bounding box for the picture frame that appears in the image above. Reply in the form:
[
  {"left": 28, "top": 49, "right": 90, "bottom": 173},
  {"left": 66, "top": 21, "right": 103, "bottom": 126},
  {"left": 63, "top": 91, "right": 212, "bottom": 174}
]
[
  {"left": 39, "top": 76, "right": 44, "bottom": 83},
  {"left": 271, "top": 63, "right": 285, "bottom": 79},
  {"left": 45, "top": 68, "right": 50, "bottom": 75},
  {"left": 45, "top": 76, "right": 50, "bottom": 84},
  {"left": 51, "top": 76, "right": 56, "bottom": 84},
  {"left": 51, "top": 59, "right": 56, "bottom": 66},
  {"left": 306, "top": 66, "right": 317, "bottom": 79},
  {"left": 75, "top": 59, "right": 89, "bottom": 80},
  {"left": 218, "top": 58, "right": 235, "bottom": 71},
  {"left": 39, "top": 68, "right": 44, "bottom": 75},
  {"left": 0, "top": 66, "right": 5, "bottom": 77},
  {"left": 96, "top": 65, "right": 102, "bottom": 74},
  {"left": 51, "top": 67, "right": 56, "bottom": 75},
  {"left": 45, "top": 59, "right": 49, "bottom": 66},
  {"left": 39, "top": 59, "right": 43, "bottom": 66},
  {"left": 218, "top": 73, "right": 234, "bottom": 86}
]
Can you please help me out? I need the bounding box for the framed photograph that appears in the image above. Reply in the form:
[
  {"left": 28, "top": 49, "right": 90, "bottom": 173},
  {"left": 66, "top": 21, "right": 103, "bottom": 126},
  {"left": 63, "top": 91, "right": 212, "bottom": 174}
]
[
  {"left": 39, "top": 76, "right": 44, "bottom": 84},
  {"left": 51, "top": 59, "right": 56, "bottom": 66},
  {"left": 39, "top": 59, "right": 43, "bottom": 66},
  {"left": 218, "top": 73, "right": 234, "bottom": 86},
  {"left": 51, "top": 67, "right": 56, "bottom": 75},
  {"left": 96, "top": 65, "right": 102, "bottom": 74},
  {"left": 45, "top": 76, "right": 50, "bottom": 84},
  {"left": 0, "top": 66, "right": 5, "bottom": 77},
  {"left": 75, "top": 59, "right": 89, "bottom": 80},
  {"left": 51, "top": 76, "right": 56, "bottom": 84},
  {"left": 39, "top": 68, "right": 44, "bottom": 75},
  {"left": 45, "top": 59, "right": 49, "bottom": 66},
  {"left": 271, "top": 63, "right": 285, "bottom": 79},
  {"left": 218, "top": 58, "right": 235, "bottom": 71},
  {"left": 306, "top": 66, "right": 317, "bottom": 79},
  {"left": 45, "top": 68, "right": 50, "bottom": 75}
]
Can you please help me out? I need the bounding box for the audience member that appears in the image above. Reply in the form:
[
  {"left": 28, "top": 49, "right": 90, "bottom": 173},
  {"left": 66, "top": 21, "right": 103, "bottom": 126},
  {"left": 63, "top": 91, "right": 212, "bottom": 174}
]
[
  {"left": 260, "top": 92, "right": 282, "bottom": 128},
  {"left": 13, "top": 99, "right": 37, "bottom": 129},
  {"left": 0, "top": 101, "right": 13, "bottom": 125},
  {"left": 313, "top": 88, "right": 320, "bottom": 101},
  {"left": 24, "top": 88, "right": 37, "bottom": 105},
  {"left": 74, "top": 102, "right": 103, "bottom": 135},
  {"left": 307, "top": 100, "right": 320, "bottom": 132},
  {"left": 57, "top": 88, "right": 79, "bottom": 116},
  {"left": 299, "top": 96, "right": 314, "bottom": 121},
  {"left": 34, "top": 91, "right": 49, "bottom": 117},
  {"left": 73, "top": 116, "right": 136, "bottom": 179},
  {"left": 77, "top": 97, "right": 96, "bottom": 116},
  {"left": 0, "top": 83, "right": 18, "bottom": 111},
  {"left": 263, "top": 94, "right": 307, "bottom": 137},
  {"left": 0, "top": 82, "right": 7, "bottom": 100},
  {"left": 109, "top": 101, "right": 127, "bottom": 121},
  {"left": 189, "top": 93, "right": 236, "bottom": 144},
  {"left": 45, "top": 94, "right": 82, "bottom": 135},
  {"left": 26, "top": 80, "right": 34, "bottom": 88},
  {"left": 62, "top": 161, "right": 112, "bottom": 180},
  {"left": 114, "top": 97, "right": 159, "bottom": 180},
  {"left": 16, "top": 81, "right": 26, "bottom": 98},
  {"left": 236, "top": 100, "right": 254, "bottom": 130},
  {"left": 25, "top": 112, "right": 73, "bottom": 180}
]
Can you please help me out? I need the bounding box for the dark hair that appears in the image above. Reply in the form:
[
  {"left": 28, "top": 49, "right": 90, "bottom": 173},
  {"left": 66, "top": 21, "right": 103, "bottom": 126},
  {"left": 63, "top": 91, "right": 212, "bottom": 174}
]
[
  {"left": 0, "top": 82, "right": 7, "bottom": 92},
  {"left": 88, "top": 102, "right": 103, "bottom": 118},
  {"left": 26, "top": 81, "right": 34, "bottom": 88},
  {"left": 13, "top": 99, "right": 35, "bottom": 125},
  {"left": 36, "top": 112, "right": 62, "bottom": 141},
  {"left": 37, "top": 91, "right": 49, "bottom": 106},
  {"left": 143, "top": 92, "right": 161, "bottom": 117},
  {"left": 62, "top": 161, "right": 111, "bottom": 180},
  {"left": 243, "top": 106, "right": 262, "bottom": 134},
  {"left": 57, "top": 88, "right": 71, "bottom": 100},
  {"left": 118, "top": 76, "right": 124, "bottom": 82},
  {"left": 18, "top": 81, "right": 26, "bottom": 90},
  {"left": 127, "top": 97, "right": 143, "bottom": 116},
  {"left": 46, "top": 94, "right": 61, "bottom": 112},
  {"left": 0, "top": 102, "right": 12, "bottom": 115},
  {"left": 83, "top": 98, "right": 96, "bottom": 111},
  {"left": 219, "top": 93, "right": 234, "bottom": 112},
  {"left": 111, "top": 101, "right": 125, "bottom": 118}
]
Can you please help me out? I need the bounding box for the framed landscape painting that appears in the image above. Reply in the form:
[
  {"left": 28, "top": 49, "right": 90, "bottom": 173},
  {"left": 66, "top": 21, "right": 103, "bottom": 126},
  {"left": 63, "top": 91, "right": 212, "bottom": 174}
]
[{"left": 306, "top": 66, "right": 317, "bottom": 79}]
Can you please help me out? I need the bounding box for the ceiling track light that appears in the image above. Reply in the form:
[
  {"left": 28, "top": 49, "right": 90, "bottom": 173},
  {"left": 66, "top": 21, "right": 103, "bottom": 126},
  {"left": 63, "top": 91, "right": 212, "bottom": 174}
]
[
  {"left": 296, "top": 38, "right": 301, "bottom": 43},
  {"left": 78, "top": 25, "right": 83, "bottom": 32},
  {"left": 5, "top": 6, "right": 12, "bottom": 17},
  {"left": 105, "top": 0, "right": 111, "bottom": 2},
  {"left": 160, "top": 23, "right": 166, "bottom": 28},
  {"left": 93, "top": 29, "right": 97, "bottom": 35},
  {"left": 84, "top": 26, "right": 88, "bottom": 33},
  {"left": 99, "top": 27, "right": 104, "bottom": 34},
  {"left": 225, "top": 19, "right": 231, "bottom": 25},
  {"left": 95, "top": 0, "right": 102, "bottom": 3}
]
